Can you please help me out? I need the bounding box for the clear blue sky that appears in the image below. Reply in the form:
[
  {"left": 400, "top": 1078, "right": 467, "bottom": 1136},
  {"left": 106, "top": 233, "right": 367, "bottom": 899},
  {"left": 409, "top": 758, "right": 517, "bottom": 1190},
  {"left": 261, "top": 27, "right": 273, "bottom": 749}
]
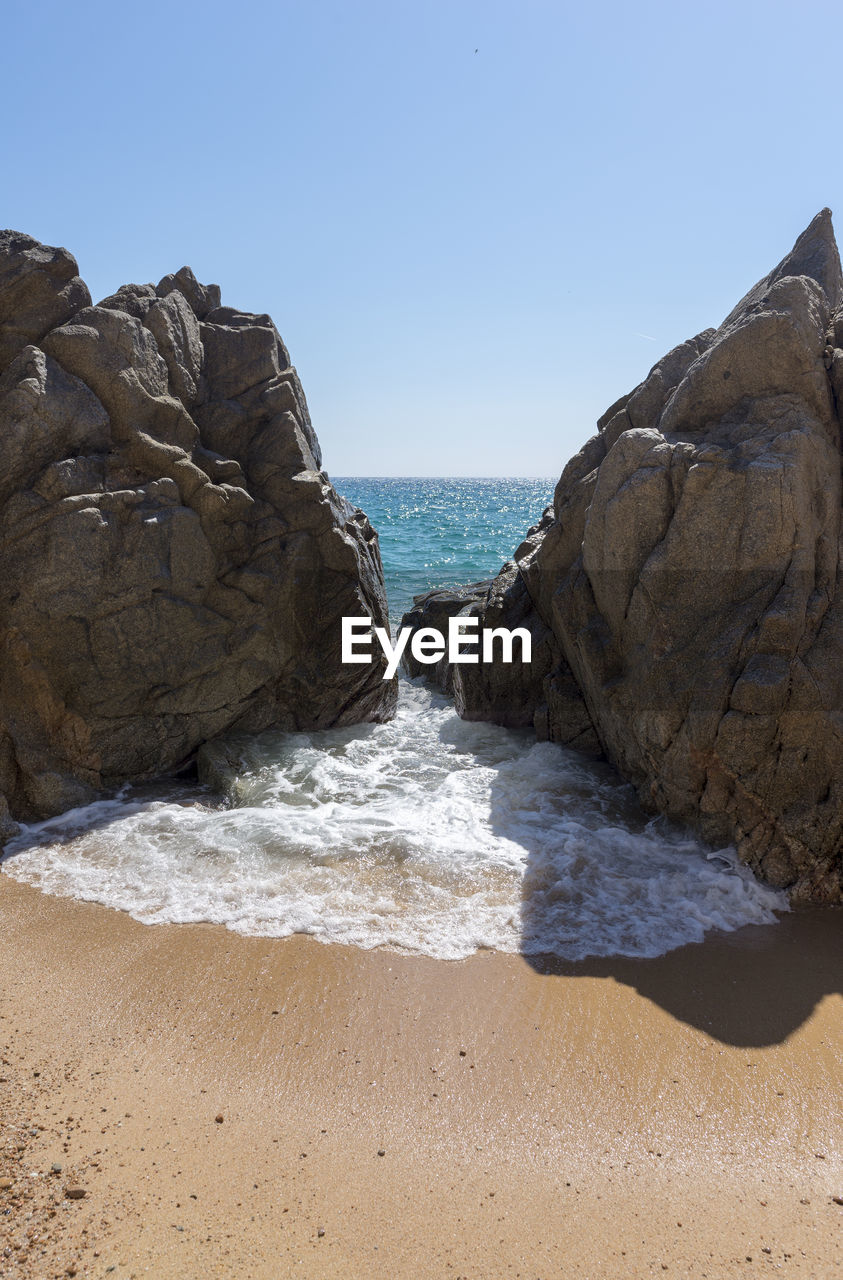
[{"left": 3, "top": 0, "right": 840, "bottom": 476}]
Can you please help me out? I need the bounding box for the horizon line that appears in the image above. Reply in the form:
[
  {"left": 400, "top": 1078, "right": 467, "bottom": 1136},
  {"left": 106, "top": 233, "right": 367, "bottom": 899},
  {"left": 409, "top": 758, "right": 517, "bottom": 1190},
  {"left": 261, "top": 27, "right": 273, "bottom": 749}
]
[{"left": 331, "top": 474, "right": 557, "bottom": 480}]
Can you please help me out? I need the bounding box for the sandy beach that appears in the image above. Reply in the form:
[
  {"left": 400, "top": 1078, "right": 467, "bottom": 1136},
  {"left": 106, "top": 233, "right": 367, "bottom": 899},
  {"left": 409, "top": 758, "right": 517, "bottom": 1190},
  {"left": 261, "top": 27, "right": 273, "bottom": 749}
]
[{"left": 0, "top": 873, "right": 840, "bottom": 1279}]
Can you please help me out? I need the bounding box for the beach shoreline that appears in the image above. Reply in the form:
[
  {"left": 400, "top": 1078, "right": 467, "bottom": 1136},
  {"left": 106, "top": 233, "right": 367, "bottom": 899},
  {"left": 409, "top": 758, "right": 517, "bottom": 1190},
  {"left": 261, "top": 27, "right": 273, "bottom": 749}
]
[{"left": 0, "top": 873, "right": 840, "bottom": 1278}]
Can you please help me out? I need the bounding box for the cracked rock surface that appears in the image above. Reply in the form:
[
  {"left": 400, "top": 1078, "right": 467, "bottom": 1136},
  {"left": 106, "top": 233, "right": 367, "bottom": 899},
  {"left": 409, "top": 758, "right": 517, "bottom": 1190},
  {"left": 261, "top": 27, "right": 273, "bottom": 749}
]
[
  {"left": 0, "top": 233, "right": 395, "bottom": 832},
  {"left": 404, "top": 210, "right": 843, "bottom": 903}
]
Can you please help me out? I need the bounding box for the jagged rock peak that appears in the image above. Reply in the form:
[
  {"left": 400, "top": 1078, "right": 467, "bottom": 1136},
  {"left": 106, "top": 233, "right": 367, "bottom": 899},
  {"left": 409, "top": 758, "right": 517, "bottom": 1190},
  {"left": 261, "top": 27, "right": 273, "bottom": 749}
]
[
  {"left": 722, "top": 206, "right": 842, "bottom": 328},
  {"left": 156, "top": 265, "right": 221, "bottom": 320},
  {"left": 0, "top": 230, "right": 91, "bottom": 373}
]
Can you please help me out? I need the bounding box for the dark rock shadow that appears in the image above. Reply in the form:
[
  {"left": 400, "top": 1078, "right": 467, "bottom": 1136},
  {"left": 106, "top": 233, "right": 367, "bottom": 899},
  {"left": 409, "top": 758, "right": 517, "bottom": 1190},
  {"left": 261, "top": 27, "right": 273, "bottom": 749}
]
[
  {"left": 519, "top": 910, "right": 842, "bottom": 1048},
  {"left": 481, "top": 742, "right": 843, "bottom": 1049}
]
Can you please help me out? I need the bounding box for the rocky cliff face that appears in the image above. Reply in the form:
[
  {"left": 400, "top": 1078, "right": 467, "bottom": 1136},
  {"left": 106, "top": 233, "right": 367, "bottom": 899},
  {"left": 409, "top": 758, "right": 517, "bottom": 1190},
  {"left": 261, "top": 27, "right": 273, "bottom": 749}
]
[
  {"left": 0, "top": 231, "right": 395, "bottom": 836},
  {"left": 403, "top": 210, "right": 843, "bottom": 904}
]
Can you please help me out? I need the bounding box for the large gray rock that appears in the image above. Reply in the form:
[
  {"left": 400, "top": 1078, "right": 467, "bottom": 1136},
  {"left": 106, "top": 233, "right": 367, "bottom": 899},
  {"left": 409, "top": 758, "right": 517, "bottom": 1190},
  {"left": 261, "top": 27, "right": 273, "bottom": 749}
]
[
  {"left": 0, "top": 233, "right": 395, "bottom": 828},
  {"left": 404, "top": 209, "right": 843, "bottom": 904}
]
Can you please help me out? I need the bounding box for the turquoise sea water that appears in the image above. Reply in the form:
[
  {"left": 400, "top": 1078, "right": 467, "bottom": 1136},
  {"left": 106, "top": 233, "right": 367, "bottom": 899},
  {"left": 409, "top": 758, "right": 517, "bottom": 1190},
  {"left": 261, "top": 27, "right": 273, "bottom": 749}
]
[
  {"left": 333, "top": 477, "right": 553, "bottom": 623},
  {"left": 2, "top": 477, "right": 786, "bottom": 960}
]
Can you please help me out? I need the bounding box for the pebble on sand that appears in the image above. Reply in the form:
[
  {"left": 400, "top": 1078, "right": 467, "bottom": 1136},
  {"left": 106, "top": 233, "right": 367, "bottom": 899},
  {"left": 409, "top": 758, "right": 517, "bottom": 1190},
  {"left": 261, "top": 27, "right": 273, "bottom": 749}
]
[
  {"left": 215, "top": 1114, "right": 224, "bottom": 1123},
  {"left": 65, "top": 1186, "right": 87, "bottom": 1200}
]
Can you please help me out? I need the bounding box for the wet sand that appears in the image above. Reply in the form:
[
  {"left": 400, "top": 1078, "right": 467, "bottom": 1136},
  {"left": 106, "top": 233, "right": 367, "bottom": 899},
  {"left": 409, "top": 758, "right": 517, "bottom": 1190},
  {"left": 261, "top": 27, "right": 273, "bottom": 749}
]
[{"left": 0, "top": 872, "right": 841, "bottom": 1279}]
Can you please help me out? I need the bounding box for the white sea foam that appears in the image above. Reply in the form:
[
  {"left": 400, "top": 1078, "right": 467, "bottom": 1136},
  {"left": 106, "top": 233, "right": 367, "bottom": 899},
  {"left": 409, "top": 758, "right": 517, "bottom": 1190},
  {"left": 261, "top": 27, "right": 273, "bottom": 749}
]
[{"left": 1, "top": 681, "right": 786, "bottom": 960}]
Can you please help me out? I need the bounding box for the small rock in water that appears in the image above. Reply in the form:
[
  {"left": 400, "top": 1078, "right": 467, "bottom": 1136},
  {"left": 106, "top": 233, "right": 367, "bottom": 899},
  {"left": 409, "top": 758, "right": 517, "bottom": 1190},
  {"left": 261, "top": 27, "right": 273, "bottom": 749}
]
[{"left": 65, "top": 1186, "right": 86, "bottom": 1200}]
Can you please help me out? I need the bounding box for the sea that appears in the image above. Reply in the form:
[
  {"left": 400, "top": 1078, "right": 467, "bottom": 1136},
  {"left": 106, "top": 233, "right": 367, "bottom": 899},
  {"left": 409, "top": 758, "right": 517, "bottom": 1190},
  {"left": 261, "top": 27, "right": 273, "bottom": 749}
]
[{"left": 1, "top": 477, "right": 786, "bottom": 960}]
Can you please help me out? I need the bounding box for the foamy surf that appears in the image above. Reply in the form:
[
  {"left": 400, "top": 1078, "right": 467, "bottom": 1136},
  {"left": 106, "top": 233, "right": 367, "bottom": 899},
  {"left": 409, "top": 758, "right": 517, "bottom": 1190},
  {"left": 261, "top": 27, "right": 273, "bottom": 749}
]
[{"left": 1, "top": 680, "right": 786, "bottom": 960}]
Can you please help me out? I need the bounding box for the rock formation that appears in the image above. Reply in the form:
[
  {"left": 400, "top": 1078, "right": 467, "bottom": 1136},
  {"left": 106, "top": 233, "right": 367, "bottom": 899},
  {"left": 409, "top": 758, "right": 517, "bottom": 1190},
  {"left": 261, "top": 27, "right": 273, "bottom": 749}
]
[
  {"left": 403, "top": 210, "right": 843, "bottom": 904},
  {"left": 0, "top": 231, "right": 395, "bottom": 835}
]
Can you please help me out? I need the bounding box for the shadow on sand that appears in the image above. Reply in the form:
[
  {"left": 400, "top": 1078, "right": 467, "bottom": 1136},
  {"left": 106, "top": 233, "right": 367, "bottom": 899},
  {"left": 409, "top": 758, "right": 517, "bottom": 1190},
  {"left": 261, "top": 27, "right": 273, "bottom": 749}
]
[
  {"left": 519, "top": 909, "right": 842, "bottom": 1048},
  {"left": 483, "top": 746, "right": 843, "bottom": 1049}
]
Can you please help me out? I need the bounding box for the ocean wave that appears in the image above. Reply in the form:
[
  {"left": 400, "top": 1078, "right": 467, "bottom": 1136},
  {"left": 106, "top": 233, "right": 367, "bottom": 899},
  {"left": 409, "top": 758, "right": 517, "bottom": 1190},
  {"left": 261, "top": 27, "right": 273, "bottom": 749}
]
[{"left": 2, "top": 680, "right": 786, "bottom": 960}]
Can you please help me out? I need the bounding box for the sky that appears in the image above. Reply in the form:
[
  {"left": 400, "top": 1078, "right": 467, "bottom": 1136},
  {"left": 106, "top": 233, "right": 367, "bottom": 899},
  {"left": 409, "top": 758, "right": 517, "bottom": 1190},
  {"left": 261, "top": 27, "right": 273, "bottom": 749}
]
[{"left": 3, "top": 0, "right": 841, "bottom": 476}]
